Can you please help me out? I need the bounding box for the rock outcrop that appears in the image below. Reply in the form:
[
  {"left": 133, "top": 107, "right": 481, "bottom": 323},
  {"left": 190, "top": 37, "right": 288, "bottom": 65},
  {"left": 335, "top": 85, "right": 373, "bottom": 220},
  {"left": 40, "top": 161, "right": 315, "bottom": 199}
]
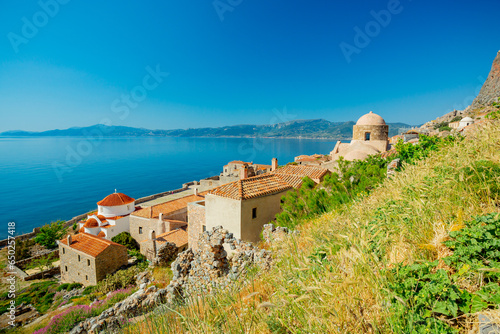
[
  {"left": 470, "top": 50, "right": 500, "bottom": 110},
  {"left": 167, "top": 225, "right": 274, "bottom": 301}
]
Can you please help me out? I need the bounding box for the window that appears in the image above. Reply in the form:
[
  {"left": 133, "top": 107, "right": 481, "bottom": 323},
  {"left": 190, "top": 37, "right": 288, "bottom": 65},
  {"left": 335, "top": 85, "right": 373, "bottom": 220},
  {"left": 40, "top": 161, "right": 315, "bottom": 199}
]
[
  {"left": 202, "top": 225, "right": 206, "bottom": 232},
  {"left": 86, "top": 275, "right": 88, "bottom": 281},
  {"left": 65, "top": 266, "right": 68, "bottom": 272},
  {"left": 252, "top": 208, "right": 257, "bottom": 219},
  {"left": 139, "top": 227, "right": 143, "bottom": 234},
  {"left": 63, "top": 248, "right": 65, "bottom": 254},
  {"left": 87, "top": 259, "right": 90, "bottom": 266},
  {"left": 127, "top": 204, "right": 131, "bottom": 210},
  {"left": 78, "top": 255, "right": 81, "bottom": 262},
  {"left": 365, "top": 132, "right": 371, "bottom": 141}
]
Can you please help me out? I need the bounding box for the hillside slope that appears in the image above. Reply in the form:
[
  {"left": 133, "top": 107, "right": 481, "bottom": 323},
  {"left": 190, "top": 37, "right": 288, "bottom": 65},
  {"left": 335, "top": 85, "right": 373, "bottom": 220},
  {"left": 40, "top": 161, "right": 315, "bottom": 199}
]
[{"left": 133, "top": 122, "right": 500, "bottom": 333}]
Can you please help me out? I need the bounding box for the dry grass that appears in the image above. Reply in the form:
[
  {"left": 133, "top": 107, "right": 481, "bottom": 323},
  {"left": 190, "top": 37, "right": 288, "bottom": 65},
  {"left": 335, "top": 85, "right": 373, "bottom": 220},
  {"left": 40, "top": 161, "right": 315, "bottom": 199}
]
[{"left": 129, "top": 122, "right": 500, "bottom": 333}]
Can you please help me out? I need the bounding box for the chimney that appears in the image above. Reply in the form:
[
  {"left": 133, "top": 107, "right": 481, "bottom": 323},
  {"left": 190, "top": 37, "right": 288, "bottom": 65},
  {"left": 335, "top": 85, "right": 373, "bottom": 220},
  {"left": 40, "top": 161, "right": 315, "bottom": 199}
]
[
  {"left": 158, "top": 213, "right": 166, "bottom": 234},
  {"left": 149, "top": 230, "right": 157, "bottom": 259},
  {"left": 240, "top": 166, "right": 248, "bottom": 180},
  {"left": 193, "top": 187, "right": 199, "bottom": 196},
  {"left": 272, "top": 158, "right": 278, "bottom": 171},
  {"left": 67, "top": 235, "right": 72, "bottom": 246}
]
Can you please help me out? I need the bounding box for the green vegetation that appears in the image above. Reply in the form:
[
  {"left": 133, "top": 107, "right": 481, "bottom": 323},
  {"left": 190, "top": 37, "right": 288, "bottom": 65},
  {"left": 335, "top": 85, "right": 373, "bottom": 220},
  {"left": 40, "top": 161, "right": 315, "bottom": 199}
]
[
  {"left": 35, "top": 220, "right": 67, "bottom": 249},
  {"left": 0, "top": 281, "right": 57, "bottom": 314},
  {"left": 276, "top": 135, "right": 454, "bottom": 230},
  {"left": 387, "top": 213, "right": 500, "bottom": 333},
  {"left": 131, "top": 122, "right": 500, "bottom": 333},
  {"left": 14, "top": 238, "right": 34, "bottom": 261},
  {"left": 56, "top": 282, "right": 83, "bottom": 292},
  {"left": 486, "top": 97, "right": 500, "bottom": 120},
  {"left": 96, "top": 265, "right": 144, "bottom": 294},
  {"left": 112, "top": 232, "right": 140, "bottom": 250}
]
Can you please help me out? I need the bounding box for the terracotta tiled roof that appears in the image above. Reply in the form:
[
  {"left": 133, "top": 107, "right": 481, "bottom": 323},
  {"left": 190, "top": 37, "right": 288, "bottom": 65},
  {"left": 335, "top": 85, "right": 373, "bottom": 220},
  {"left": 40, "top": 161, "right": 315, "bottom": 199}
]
[
  {"left": 380, "top": 149, "right": 397, "bottom": 159},
  {"left": 97, "top": 231, "right": 106, "bottom": 238},
  {"left": 97, "top": 215, "right": 107, "bottom": 221},
  {"left": 97, "top": 193, "right": 135, "bottom": 207},
  {"left": 209, "top": 174, "right": 293, "bottom": 200},
  {"left": 83, "top": 218, "right": 99, "bottom": 228},
  {"left": 155, "top": 229, "right": 188, "bottom": 248},
  {"left": 60, "top": 233, "right": 124, "bottom": 258},
  {"left": 296, "top": 157, "right": 317, "bottom": 162},
  {"left": 272, "top": 164, "right": 328, "bottom": 181},
  {"left": 132, "top": 194, "right": 205, "bottom": 219},
  {"left": 273, "top": 173, "right": 305, "bottom": 188},
  {"left": 228, "top": 160, "right": 252, "bottom": 165},
  {"left": 79, "top": 227, "right": 85, "bottom": 233}
]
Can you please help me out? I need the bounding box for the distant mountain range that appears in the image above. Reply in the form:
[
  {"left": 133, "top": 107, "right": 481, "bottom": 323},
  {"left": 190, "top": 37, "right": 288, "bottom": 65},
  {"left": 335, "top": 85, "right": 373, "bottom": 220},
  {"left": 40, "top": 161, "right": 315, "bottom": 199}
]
[{"left": 0, "top": 119, "right": 413, "bottom": 140}]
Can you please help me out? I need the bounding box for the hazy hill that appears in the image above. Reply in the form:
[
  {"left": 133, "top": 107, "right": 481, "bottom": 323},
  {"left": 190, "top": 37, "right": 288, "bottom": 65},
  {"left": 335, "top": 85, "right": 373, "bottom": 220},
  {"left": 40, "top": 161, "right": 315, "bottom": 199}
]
[{"left": 0, "top": 119, "right": 412, "bottom": 140}]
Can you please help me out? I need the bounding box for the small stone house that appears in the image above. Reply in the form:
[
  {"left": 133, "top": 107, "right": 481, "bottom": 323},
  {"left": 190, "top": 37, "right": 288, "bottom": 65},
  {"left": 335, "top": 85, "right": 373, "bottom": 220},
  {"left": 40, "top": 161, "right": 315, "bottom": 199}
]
[
  {"left": 140, "top": 228, "right": 188, "bottom": 262},
  {"left": 59, "top": 233, "right": 128, "bottom": 286},
  {"left": 129, "top": 193, "right": 205, "bottom": 243},
  {"left": 188, "top": 164, "right": 329, "bottom": 247}
]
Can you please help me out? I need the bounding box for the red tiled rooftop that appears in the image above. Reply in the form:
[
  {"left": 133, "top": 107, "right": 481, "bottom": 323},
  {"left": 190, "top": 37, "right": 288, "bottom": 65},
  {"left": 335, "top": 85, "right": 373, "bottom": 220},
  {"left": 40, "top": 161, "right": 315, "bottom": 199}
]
[
  {"left": 60, "top": 232, "right": 124, "bottom": 257},
  {"left": 155, "top": 229, "right": 188, "bottom": 248},
  {"left": 228, "top": 160, "right": 253, "bottom": 165},
  {"left": 132, "top": 194, "right": 206, "bottom": 219},
  {"left": 272, "top": 164, "right": 328, "bottom": 181},
  {"left": 97, "top": 193, "right": 135, "bottom": 207},
  {"left": 97, "top": 231, "right": 106, "bottom": 238},
  {"left": 209, "top": 174, "right": 293, "bottom": 200},
  {"left": 83, "top": 218, "right": 99, "bottom": 228}
]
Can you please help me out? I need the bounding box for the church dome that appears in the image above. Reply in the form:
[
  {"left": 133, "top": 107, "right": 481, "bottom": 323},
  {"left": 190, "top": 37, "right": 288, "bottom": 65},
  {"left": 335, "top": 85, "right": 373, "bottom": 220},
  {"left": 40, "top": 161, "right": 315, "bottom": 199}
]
[
  {"left": 460, "top": 117, "right": 473, "bottom": 122},
  {"left": 97, "top": 193, "right": 135, "bottom": 207},
  {"left": 356, "top": 111, "right": 386, "bottom": 126},
  {"left": 83, "top": 218, "right": 99, "bottom": 228}
]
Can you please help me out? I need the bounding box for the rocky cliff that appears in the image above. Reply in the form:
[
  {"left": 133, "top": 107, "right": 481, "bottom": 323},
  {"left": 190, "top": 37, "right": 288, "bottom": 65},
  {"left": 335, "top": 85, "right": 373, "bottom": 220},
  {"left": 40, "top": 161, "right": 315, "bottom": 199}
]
[{"left": 469, "top": 50, "right": 500, "bottom": 110}]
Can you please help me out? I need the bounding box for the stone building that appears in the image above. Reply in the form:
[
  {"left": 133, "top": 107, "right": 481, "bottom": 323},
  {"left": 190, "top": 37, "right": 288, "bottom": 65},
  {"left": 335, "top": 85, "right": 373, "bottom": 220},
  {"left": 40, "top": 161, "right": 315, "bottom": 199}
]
[
  {"left": 77, "top": 192, "right": 139, "bottom": 240},
  {"left": 188, "top": 164, "right": 329, "bottom": 247},
  {"left": 129, "top": 191, "right": 204, "bottom": 250},
  {"left": 59, "top": 233, "right": 128, "bottom": 286},
  {"left": 140, "top": 227, "right": 188, "bottom": 263},
  {"left": 330, "top": 111, "right": 389, "bottom": 161},
  {"left": 220, "top": 160, "right": 272, "bottom": 183}
]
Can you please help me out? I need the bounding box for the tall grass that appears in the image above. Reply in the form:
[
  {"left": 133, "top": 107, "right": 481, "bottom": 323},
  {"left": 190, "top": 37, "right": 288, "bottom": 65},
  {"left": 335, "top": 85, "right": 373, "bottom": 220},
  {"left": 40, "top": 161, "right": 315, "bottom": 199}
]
[{"left": 128, "top": 122, "right": 500, "bottom": 333}]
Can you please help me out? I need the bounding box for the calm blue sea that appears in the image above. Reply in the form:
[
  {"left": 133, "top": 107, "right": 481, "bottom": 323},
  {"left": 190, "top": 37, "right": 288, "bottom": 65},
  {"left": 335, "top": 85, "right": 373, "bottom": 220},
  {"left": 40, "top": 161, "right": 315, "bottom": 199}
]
[{"left": 0, "top": 136, "right": 337, "bottom": 239}]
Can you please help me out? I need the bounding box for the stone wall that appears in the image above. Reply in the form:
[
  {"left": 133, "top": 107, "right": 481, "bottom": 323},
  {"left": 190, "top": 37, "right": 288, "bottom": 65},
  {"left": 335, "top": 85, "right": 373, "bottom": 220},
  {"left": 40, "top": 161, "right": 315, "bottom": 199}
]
[
  {"left": 59, "top": 243, "right": 99, "bottom": 286},
  {"left": 353, "top": 124, "right": 389, "bottom": 141},
  {"left": 129, "top": 215, "right": 154, "bottom": 243},
  {"left": 95, "top": 245, "right": 128, "bottom": 282},
  {"left": 167, "top": 225, "right": 276, "bottom": 300},
  {"left": 187, "top": 201, "right": 205, "bottom": 251}
]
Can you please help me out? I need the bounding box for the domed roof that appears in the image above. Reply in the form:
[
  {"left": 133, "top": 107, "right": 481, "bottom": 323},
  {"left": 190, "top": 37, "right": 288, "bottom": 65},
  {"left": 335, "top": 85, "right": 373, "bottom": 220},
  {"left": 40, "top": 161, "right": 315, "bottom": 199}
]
[
  {"left": 343, "top": 150, "right": 370, "bottom": 161},
  {"left": 97, "top": 231, "right": 106, "bottom": 238},
  {"left": 97, "top": 192, "right": 135, "bottom": 207},
  {"left": 356, "top": 111, "right": 386, "bottom": 126},
  {"left": 461, "top": 117, "right": 474, "bottom": 122},
  {"left": 83, "top": 218, "right": 99, "bottom": 228}
]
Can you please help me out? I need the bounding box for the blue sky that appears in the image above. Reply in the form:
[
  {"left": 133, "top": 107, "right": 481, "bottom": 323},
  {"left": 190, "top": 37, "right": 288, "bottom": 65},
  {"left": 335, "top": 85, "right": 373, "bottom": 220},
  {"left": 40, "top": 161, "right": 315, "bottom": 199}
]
[{"left": 0, "top": 0, "right": 499, "bottom": 132}]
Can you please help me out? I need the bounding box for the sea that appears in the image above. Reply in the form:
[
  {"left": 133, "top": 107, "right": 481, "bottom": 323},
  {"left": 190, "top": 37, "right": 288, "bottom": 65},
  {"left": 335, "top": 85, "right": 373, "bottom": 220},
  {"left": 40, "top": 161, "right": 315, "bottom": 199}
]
[{"left": 0, "top": 136, "right": 338, "bottom": 239}]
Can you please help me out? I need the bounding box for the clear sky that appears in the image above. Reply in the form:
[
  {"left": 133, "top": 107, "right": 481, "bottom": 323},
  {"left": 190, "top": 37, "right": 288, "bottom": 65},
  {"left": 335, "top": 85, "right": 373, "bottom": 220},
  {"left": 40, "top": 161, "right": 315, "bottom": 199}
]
[{"left": 0, "top": 0, "right": 499, "bottom": 132}]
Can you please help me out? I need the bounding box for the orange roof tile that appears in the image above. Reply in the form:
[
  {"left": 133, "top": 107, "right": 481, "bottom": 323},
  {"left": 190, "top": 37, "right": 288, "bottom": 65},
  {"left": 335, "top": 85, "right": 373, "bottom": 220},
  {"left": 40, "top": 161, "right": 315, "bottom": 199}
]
[
  {"left": 132, "top": 194, "right": 205, "bottom": 219},
  {"left": 97, "top": 215, "right": 107, "bottom": 221},
  {"left": 228, "top": 160, "right": 253, "bottom": 165},
  {"left": 79, "top": 227, "right": 85, "bottom": 233},
  {"left": 272, "top": 164, "right": 328, "bottom": 181},
  {"left": 83, "top": 218, "right": 99, "bottom": 228},
  {"left": 60, "top": 232, "right": 124, "bottom": 257},
  {"left": 155, "top": 229, "right": 188, "bottom": 248},
  {"left": 209, "top": 174, "right": 293, "bottom": 200},
  {"left": 97, "top": 231, "right": 106, "bottom": 238},
  {"left": 97, "top": 193, "right": 135, "bottom": 207}
]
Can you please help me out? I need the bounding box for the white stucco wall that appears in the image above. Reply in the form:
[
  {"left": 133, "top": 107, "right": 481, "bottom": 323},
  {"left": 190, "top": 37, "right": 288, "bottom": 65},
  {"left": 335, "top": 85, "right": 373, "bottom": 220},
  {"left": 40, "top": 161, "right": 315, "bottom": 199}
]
[
  {"left": 205, "top": 194, "right": 242, "bottom": 239},
  {"left": 98, "top": 202, "right": 135, "bottom": 218},
  {"left": 240, "top": 191, "right": 285, "bottom": 243}
]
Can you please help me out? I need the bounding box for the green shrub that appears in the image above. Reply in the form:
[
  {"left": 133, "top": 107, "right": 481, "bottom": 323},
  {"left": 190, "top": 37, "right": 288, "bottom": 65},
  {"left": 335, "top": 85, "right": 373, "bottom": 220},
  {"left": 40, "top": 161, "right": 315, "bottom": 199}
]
[
  {"left": 82, "top": 285, "right": 96, "bottom": 295},
  {"left": 15, "top": 238, "right": 35, "bottom": 261},
  {"left": 68, "top": 283, "right": 83, "bottom": 291},
  {"left": 96, "top": 266, "right": 140, "bottom": 294},
  {"left": 57, "top": 283, "right": 70, "bottom": 291},
  {"left": 35, "top": 220, "right": 67, "bottom": 249},
  {"left": 112, "top": 232, "right": 139, "bottom": 250}
]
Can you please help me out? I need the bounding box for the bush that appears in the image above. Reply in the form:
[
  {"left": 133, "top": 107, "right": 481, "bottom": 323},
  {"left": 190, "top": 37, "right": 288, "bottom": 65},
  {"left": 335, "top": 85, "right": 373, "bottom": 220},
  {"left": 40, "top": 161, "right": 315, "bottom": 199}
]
[
  {"left": 35, "top": 220, "right": 67, "bottom": 249},
  {"left": 96, "top": 266, "right": 140, "bottom": 294},
  {"left": 15, "top": 238, "right": 34, "bottom": 261},
  {"left": 56, "top": 283, "right": 70, "bottom": 292},
  {"left": 68, "top": 283, "right": 83, "bottom": 291},
  {"left": 111, "top": 232, "right": 139, "bottom": 250},
  {"left": 82, "top": 285, "right": 96, "bottom": 295}
]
